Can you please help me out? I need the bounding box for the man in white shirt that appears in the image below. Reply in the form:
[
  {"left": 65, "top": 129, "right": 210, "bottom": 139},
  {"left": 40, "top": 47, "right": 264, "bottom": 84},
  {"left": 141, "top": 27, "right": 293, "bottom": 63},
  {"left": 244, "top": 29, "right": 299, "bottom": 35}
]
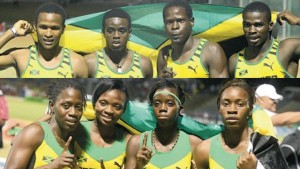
[{"left": 255, "top": 84, "right": 300, "bottom": 126}]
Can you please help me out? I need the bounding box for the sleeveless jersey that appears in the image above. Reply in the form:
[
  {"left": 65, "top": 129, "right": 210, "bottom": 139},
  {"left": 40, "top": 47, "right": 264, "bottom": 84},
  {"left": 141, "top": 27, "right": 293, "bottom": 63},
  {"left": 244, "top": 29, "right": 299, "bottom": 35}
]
[
  {"left": 235, "top": 40, "right": 293, "bottom": 78},
  {"left": 209, "top": 134, "right": 240, "bottom": 169},
  {"left": 21, "top": 45, "right": 74, "bottom": 78},
  {"left": 94, "top": 49, "right": 144, "bottom": 78},
  {"left": 31, "top": 122, "right": 65, "bottom": 168},
  {"left": 167, "top": 38, "right": 209, "bottom": 78},
  {"left": 75, "top": 121, "right": 126, "bottom": 169},
  {"left": 140, "top": 130, "right": 192, "bottom": 169}
]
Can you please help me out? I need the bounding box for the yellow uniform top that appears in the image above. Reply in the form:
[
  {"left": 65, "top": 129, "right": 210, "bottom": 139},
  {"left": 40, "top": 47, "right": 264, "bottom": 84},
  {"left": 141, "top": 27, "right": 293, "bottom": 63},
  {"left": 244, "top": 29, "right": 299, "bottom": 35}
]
[
  {"left": 94, "top": 49, "right": 144, "bottom": 78},
  {"left": 21, "top": 45, "right": 74, "bottom": 78},
  {"left": 235, "top": 39, "right": 293, "bottom": 78},
  {"left": 167, "top": 38, "right": 209, "bottom": 78}
]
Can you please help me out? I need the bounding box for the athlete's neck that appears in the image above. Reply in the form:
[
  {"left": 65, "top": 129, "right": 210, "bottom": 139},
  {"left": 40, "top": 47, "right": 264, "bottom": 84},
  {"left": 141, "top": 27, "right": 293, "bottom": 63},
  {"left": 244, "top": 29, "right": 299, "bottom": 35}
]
[
  {"left": 105, "top": 47, "right": 129, "bottom": 65},
  {"left": 222, "top": 126, "right": 250, "bottom": 150},
  {"left": 171, "top": 36, "right": 196, "bottom": 61},
  {"left": 245, "top": 38, "right": 273, "bottom": 60},
  {"left": 37, "top": 44, "right": 62, "bottom": 61},
  {"left": 94, "top": 120, "right": 123, "bottom": 143},
  {"left": 155, "top": 122, "right": 178, "bottom": 145}
]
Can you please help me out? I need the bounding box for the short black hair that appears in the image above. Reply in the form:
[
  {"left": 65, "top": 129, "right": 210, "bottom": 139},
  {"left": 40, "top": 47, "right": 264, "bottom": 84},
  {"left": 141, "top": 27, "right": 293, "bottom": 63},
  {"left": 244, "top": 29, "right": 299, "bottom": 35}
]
[
  {"left": 46, "top": 80, "right": 87, "bottom": 107},
  {"left": 217, "top": 79, "right": 255, "bottom": 112},
  {"left": 148, "top": 79, "right": 185, "bottom": 106},
  {"left": 163, "top": 0, "right": 193, "bottom": 20},
  {"left": 34, "top": 2, "right": 66, "bottom": 25},
  {"left": 102, "top": 8, "right": 131, "bottom": 33},
  {"left": 92, "top": 79, "right": 129, "bottom": 110},
  {"left": 243, "top": 1, "right": 271, "bottom": 22}
]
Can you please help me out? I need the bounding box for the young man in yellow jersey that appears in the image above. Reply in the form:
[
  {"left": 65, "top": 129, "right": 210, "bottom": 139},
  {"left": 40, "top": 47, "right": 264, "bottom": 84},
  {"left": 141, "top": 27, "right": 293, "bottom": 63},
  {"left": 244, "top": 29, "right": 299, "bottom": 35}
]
[
  {"left": 0, "top": 2, "right": 88, "bottom": 78},
  {"left": 229, "top": 1, "right": 300, "bottom": 78},
  {"left": 84, "top": 8, "right": 153, "bottom": 78},
  {"left": 157, "top": 0, "right": 228, "bottom": 78}
]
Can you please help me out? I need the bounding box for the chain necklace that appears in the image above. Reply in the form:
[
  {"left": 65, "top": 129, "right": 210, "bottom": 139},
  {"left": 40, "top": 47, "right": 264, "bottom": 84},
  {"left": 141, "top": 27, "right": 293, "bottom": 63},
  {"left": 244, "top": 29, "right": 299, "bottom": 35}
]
[{"left": 152, "top": 130, "right": 180, "bottom": 151}]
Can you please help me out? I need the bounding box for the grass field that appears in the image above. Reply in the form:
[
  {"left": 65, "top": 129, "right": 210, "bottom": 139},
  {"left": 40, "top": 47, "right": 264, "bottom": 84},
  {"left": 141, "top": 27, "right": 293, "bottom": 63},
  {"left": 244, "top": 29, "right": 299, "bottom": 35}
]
[{"left": 6, "top": 96, "right": 48, "bottom": 121}]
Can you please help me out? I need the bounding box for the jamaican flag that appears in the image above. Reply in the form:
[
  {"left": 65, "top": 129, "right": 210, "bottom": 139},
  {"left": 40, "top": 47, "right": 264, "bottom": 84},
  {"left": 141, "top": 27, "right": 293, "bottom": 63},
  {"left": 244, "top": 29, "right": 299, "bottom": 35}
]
[{"left": 32, "top": 3, "right": 277, "bottom": 76}]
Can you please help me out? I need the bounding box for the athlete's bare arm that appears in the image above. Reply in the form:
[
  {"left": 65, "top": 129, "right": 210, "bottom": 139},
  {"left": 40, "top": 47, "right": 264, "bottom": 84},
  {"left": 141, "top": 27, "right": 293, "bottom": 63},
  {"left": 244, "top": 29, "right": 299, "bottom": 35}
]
[
  {"left": 193, "top": 139, "right": 210, "bottom": 169},
  {"left": 4, "top": 123, "right": 44, "bottom": 168},
  {"left": 0, "top": 20, "right": 33, "bottom": 71},
  {"left": 84, "top": 53, "right": 97, "bottom": 78},
  {"left": 70, "top": 51, "right": 88, "bottom": 78},
  {"left": 140, "top": 55, "right": 153, "bottom": 78},
  {"left": 202, "top": 41, "right": 229, "bottom": 78},
  {"left": 229, "top": 53, "right": 238, "bottom": 78}
]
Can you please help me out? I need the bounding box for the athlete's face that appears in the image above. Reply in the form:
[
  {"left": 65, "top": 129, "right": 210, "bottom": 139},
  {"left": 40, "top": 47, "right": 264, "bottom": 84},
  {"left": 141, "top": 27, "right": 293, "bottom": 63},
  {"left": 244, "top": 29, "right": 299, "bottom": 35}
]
[
  {"left": 51, "top": 87, "right": 84, "bottom": 131},
  {"left": 152, "top": 87, "right": 180, "bottom": 127},
  {"left": 104, "top": 17, "right": 131, "bottom": 52},
  {"left": 243, "top": 11, "right": 272, "bottom": 47},
  {"left": 35, "top": 12, "right": 64, "bottom": 50},
  {"left": 164, "top": 6, "right": 194, "bottom": 45},
  {"left": 94, "top": 89, "right": 126, "bottom": 126},
  {"left": 219, "top": 87, "right": 250, "bottom": 129}
]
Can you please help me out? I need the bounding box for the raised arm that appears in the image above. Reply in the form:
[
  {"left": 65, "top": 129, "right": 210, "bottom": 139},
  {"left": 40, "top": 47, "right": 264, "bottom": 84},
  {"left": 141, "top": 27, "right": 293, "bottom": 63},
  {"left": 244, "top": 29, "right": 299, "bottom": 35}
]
[
  {"left": 157, "top": 46, "right": 176, "bottom": 78},
  {"left": 0, "top": 20, "right": 33, "bottom": 70},
  {"left": 203, "top": 41, "right": 229, "bottom": 78},
  {"left": 0, "top": 20, "right": 33, "bottom": 49}
]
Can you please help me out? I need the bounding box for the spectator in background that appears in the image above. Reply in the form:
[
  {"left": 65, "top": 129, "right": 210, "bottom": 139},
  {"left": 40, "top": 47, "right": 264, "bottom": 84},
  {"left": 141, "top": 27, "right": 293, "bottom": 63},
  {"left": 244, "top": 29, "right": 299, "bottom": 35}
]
[
  {"left": 0, "top": 89, "right": 9, "bottom": 148},
  {"left": 255, "top": 84, "right": 300, "bottom": 126}
]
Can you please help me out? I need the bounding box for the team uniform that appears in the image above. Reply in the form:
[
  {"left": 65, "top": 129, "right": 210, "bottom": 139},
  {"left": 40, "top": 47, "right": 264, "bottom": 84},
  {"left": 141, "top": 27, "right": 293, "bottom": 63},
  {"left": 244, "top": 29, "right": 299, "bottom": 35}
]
[
  {"left": 234, "top": 39, "right": 293, "bottom": 78},
  {"left": 28, "top": 122, "right": 65, "bottom": 168},
  {"left": 140, "top": 130, "right": 192, "bottom": 169},
  {"left": 166, "top": 38, "right": 209, "bottom": 78},
  {"left": 21, "top": 45, "right": 74, "bottom": 78},
  {"left": 75, "top": 121, "right": 127, "bottom": 169},
  {"left": 94, "top": 49, "right": 145, "bottom": 78},
  {"left": 209, "top": 134, "right": 240, "bottom": 169}
]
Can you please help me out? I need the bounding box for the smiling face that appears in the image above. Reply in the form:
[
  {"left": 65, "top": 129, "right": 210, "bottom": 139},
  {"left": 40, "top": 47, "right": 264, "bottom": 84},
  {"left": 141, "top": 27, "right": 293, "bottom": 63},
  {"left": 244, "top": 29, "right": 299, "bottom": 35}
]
[
  {"left": 219, "top": 87, "right": 250, "bottom": 129},
  {"left": 243, "top": 11, "right": 272, "bottom": 47},
  {"left": 35, "top": 12, "right": 64, "bottom": 50},
  {"left": 51, "top": 87, "right": 84, "bottom": 131},
  {"left": 104, "top": 17, "right": 131, "bottom": 52},
  {"left": 152, "top": 87, "right": 180, "bottom": 127},
  {"left": 94, "top": 89, "right": 126, "bottom": 126},
  {"left": 164, "top": 6, "right": 193, "bottom": 45}
]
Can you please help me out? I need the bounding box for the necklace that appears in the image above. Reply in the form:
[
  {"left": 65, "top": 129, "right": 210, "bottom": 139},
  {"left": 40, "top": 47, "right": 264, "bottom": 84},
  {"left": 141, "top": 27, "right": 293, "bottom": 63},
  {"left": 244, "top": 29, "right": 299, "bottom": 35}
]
[
  {"left": 113, "top": 54, "right": 128, "bottom": 73},
  {"left": 152, "top": 130, "right": 180, "bottom": 151}
]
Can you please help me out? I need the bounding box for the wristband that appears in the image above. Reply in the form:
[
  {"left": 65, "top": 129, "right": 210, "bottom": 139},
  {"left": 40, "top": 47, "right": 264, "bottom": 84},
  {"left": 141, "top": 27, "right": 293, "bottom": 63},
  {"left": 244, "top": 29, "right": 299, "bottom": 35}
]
[{"left": 9, "top": 27, "right": 18, "bottom": 37}]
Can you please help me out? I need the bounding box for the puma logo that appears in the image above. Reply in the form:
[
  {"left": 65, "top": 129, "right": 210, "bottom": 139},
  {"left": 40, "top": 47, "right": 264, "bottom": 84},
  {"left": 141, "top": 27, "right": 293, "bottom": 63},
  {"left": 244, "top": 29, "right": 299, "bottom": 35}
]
[
  {"left": 58, "top": 72, "right": 69, "bottom": 78},
  {"left": 263, "top": 62, "right": 274, "bottom": 71},
  {"left": 188, "top": 65, "right": 198, "bottom": 74},
  {"left": 114, "top": 161, "right": 123, "bottom": 168}
]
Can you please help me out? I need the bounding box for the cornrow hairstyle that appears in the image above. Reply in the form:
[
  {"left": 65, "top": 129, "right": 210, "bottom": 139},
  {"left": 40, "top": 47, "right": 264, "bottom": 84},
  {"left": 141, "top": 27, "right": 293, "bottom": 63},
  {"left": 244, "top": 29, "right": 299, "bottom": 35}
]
[
  {"left": 92, "top": 79, "right": 129, "bottom": 110},
  {"left": 102, "top": 8, "right": 131, "bottom": 33},
  {"left": 34, "top": 2, "right": 66, "bottom": 25},
  {"left": 163, "top": 0, "right": 193, "bottom": 20},
  {"left": 46, "top": 79, "right": 87, "bottom": 107},
  {"left": 148, "top": 79, "right": 185, "bottom": 106},
  {"left": 243, "top": 1, "right": 272, "bottom": 22},
  {"left": 217, "top": 79, "right": 255, "bottom": 111}
]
